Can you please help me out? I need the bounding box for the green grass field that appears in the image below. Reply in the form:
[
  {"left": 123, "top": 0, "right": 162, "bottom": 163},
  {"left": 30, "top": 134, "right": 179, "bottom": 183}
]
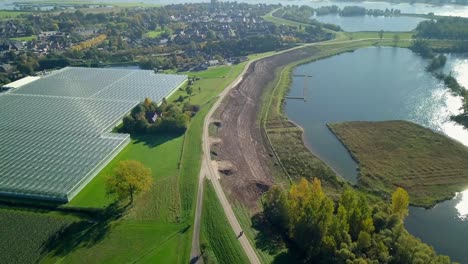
[
  {"left": 0, "top": 209, "right": 77, "bottom": 264},
  {"left": 345, "top": 31, "right": 414, "bottom": 40},
  {"left": 69, "top": 134, "right": 184, "bottom": 208},
  {"left": 44, "top": 132, "right": 190, "bottom": 263},
  {"left": 144, "top": 30, "right": 164, "bottom": 39},
  {"left": 329, "top": 121, "right": 468, "bottom": 207},
  {"left": 263, "top": 9, "right": 308, "bottom": 28},
  {"left": 0, "top": 11, "right": 27, "bottom": 19},
  {"left": 200, "top": 180, "right": 249, "bottom": 264},
  {"left": 9, "top": 35, "right": 37, "bottom": 41}
]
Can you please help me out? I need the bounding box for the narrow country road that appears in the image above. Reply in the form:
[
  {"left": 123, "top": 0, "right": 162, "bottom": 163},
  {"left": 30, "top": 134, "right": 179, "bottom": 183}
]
[{"left": 190, "top": 37, "right": 404, "bottom": 264}]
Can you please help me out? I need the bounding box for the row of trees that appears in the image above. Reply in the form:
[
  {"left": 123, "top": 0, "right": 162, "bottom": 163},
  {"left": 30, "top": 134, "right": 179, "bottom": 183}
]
[
  {"left": 293, "top": 5, "right": 401, "bottom": 17},
  {"left": 121, "top": 97, "right": 199, "bottom": 134},
  {"left": 427, "top": 54, "right": 447, "bottom": 72},
  {"left": 415, "top": 17, "right": 468, "bottom": 40},
  {"left": 273, "top": 6, "right": 342, "bottom": 32},
  {"left": 262, "top": 178, "right": 451, "bottom": 263},
  {"left": 71, "top": 34, "right": 107, "bottom": 52}
]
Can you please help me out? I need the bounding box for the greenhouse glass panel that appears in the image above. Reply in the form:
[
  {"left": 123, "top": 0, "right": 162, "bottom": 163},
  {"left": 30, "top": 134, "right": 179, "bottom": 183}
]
[{"left": 0, "top": 67, "right": 187, "bottom": 201}]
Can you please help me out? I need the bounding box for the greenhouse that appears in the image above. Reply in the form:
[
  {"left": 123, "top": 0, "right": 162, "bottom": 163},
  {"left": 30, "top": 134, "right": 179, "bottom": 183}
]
[{"left": 0, "top": 67, "right": 187, "bottom": 202}]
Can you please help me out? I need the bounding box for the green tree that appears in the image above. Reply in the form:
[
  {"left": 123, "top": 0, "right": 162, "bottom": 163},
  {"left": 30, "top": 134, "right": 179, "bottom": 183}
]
[
  {"left": 393, "top": 34, "right": 400, "bottom": 46},
  {"left": 263, "top": 186, "right": 288, "bottom": 232},
  {"left": 186, "top": 86, "right": 193, "bottom": 100},
  {"left": 106, "top": 160, "right": 153, "bottom": 204},
  {"left": 339, "top": 187, "right": 374, "bottom": 240},
  {"left": 392, "top": 187, "right": 409, "bottom": 220},
  {"left": 144, "top": 97, "right": 152, "bottom": 107},
  {"left": 207, "top": 30, "right": 216, "bottom": 40},
  {"left": 356, "top": 231, "right": 372, "bottom": 251},
  {"left": 379, "top": 30, "right": 384, "bottom": 40},
  {"left": 288, "top": 178, "right": 334, "bottom": 260},
  {"left": 52, "top": 23, "right": 59, "bottom": 31}
]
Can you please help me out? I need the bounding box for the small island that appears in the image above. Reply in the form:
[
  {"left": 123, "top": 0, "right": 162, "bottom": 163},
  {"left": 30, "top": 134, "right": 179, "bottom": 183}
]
[{"left": 329, "top": 120, "right": 468, "bottom": 208}]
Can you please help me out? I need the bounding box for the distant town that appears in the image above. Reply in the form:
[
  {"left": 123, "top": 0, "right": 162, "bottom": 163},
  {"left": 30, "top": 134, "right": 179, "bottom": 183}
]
[{"left": 0, "top": 1, "right": 336, "bottom": 87}]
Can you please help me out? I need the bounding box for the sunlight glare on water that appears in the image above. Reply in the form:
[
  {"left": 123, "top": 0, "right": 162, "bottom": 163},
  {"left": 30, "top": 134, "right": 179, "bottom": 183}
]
[
  {"left": 455, "top": 190, "right": 468, "bottom": 220},
  {"left": 449, "top": 59, "right": 468, "bottom": 89},
  {"left": 411, "top": 81, "right": 468, "bottom": 146},
  {"left": 431, "top": 88, "right": 468, "bottom": 146}
]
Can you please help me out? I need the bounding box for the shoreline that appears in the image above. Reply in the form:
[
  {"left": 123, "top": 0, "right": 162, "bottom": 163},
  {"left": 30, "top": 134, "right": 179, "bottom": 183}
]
[{"left": 270, "top": 46, "right": 468, "bottom": 209}]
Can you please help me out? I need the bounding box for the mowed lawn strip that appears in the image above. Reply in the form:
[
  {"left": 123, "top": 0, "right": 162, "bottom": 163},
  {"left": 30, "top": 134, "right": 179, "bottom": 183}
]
[
  {"left": 329, "top": 120, "right": 468, "bottom": 207},
  {"left": 201, "top": 180, "right": 250, "bottom": 264}
]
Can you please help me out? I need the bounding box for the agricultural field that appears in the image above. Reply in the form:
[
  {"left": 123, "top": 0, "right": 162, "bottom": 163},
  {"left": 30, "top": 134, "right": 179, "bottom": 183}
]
[
  {"left": 0, "top": 11, "right": 27, "bottom": 19},
  {"left": 0, "top": 209, "right": 77, "bottom": 264},
  {"left": 329, "top": 120, "right": 468, "bottom": 207},
  {"left": 200, "top": 180, "right": 249, "bottom": 264}
]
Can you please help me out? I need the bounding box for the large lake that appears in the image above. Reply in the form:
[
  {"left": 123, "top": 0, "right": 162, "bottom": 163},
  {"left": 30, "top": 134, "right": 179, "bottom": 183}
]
[
  {"left": 312, "top": 14, "right": 426, "bottom": 32},
  {"left": 285, "top": 47, "right": 468, "bottom": 263}
]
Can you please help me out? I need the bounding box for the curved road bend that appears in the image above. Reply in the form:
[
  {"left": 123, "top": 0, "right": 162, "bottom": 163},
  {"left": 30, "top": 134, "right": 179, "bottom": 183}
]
[{"left": 190, "top": 38, "right": 398, "bottom": 264}]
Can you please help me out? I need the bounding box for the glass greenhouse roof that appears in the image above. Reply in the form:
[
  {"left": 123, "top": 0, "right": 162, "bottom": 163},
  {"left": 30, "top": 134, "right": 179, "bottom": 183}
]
[{"left": 0, "top": 67, "right": 187, "bottom": 201}]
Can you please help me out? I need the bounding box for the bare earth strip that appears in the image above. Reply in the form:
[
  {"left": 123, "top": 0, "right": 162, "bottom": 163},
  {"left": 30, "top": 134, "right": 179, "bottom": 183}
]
[
  {"left": 214, "top": 47, "right": 321, "bottom": 207},
  {"left": 195, "top": 46, "right": 321, "bottom": 264},
  {"left": 191, "top": 39, "right": 391, "bottom": 263}
]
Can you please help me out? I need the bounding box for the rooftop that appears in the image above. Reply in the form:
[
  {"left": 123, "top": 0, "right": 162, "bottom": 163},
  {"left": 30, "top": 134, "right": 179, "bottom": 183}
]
[
  {"left": 0, "top": 67, "right": 187, "bottom": 201},
  {"left": 2, "top": 76, "right": 41, "bottom": 89}
]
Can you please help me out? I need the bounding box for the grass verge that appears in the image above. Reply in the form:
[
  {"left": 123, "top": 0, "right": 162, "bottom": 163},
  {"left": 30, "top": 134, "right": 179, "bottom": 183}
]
[{"left": 200, "top": 180, "right": 250, "bottom": 264}]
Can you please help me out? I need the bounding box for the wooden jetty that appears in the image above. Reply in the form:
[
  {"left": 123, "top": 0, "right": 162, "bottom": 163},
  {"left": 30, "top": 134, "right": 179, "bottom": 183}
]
[{"left": 285, "top": 75, "right": 312, "bottom": 101}]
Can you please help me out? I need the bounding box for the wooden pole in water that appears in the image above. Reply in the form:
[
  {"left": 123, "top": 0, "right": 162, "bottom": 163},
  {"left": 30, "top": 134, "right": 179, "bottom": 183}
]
[{"left": 303, "top": 76, "right": 308, "bottom": 102}]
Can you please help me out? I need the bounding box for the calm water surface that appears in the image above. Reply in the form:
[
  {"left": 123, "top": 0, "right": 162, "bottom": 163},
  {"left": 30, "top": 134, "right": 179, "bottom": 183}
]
[
  {"left": 313, "top": 14, "right": 426, "bottom": 32},
  {"left": 285, "top": 47, "right": 468, "bottom": 262}
]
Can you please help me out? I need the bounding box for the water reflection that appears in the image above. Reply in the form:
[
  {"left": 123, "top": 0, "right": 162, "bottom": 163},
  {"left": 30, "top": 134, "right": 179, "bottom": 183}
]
[
  {"left": 445, "top": 54, "right": 468, "bottom": 89},
  {"left": 313, "top": 14, "right": 426, "bottom": 32},
  {"left": 455, "top": 189, "right": 468, "bottom": 220}
]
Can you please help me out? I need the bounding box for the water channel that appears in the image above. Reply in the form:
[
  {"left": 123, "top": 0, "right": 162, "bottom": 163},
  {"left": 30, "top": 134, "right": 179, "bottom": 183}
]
[{"left": 285, "top": 47, "right": 468, "bottom": 263}]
